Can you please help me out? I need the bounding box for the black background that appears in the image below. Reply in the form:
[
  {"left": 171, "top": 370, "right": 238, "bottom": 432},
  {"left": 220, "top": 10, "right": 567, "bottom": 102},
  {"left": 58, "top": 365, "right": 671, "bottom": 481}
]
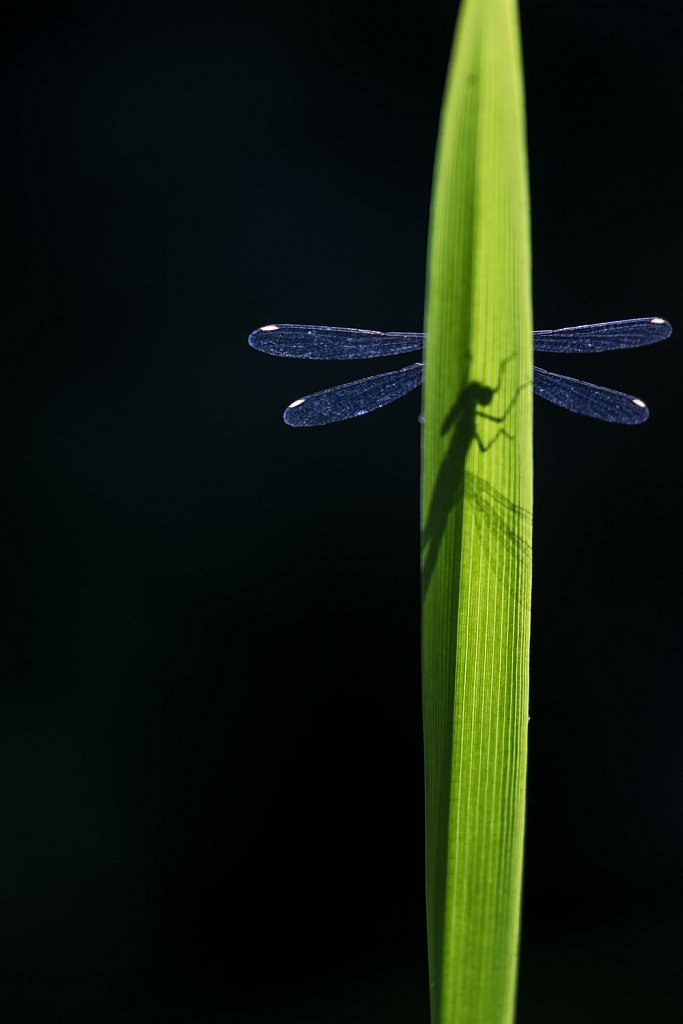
[{"left": 3, "top": 1, "right": 682, "bottom": 1020}]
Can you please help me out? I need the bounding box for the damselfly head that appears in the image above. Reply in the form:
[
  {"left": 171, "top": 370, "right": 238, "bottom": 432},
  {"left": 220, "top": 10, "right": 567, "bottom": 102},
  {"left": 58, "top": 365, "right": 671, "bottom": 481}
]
[{"left": 472, "top": 383, "right": 495, "bottom": 406}]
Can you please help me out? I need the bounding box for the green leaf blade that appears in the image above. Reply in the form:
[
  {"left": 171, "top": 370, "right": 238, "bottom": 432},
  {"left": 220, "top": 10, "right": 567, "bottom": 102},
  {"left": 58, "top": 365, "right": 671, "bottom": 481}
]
[{"left": 421, "top": 2, "right": 533, "bottom": 1022}]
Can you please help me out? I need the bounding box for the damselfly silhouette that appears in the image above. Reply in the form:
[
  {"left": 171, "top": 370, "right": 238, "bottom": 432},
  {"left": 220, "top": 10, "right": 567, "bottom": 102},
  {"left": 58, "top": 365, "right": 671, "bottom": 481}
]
[{"left": 248, "top": 317, "right": 671, "bottom": 426}]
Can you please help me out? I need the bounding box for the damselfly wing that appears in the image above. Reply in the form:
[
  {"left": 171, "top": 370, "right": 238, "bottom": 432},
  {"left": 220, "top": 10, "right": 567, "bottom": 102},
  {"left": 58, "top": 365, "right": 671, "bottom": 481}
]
[{"left": 248, "top": 318, "right": 671, "bottom": 427}]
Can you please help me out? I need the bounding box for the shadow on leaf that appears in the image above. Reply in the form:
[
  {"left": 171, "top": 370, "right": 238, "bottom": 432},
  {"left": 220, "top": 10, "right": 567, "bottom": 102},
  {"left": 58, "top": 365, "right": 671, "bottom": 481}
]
[{"left": 421, "top": 359, "right": 531, "bottom": 596}]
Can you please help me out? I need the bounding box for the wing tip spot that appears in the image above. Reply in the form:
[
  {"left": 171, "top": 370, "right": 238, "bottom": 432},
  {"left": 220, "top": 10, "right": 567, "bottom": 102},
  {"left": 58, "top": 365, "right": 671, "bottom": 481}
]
[
  {"left": 261, "top": 324, "right": 279, "bottom": 332},
  {"left": 650, "top": 317, "right": 665, "bottom": 325},
  {"left": 288, "top": 398, "right": 306, "bottom": 409},
  {"left": 632, "top": 398, "right": 646, "bottom": 408}
]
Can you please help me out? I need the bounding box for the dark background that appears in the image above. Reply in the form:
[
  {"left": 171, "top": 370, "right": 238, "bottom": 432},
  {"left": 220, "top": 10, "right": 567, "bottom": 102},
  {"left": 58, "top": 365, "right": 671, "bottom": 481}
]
[{"left": 3, "top": 1, "right": 681, "bottom": 1020}]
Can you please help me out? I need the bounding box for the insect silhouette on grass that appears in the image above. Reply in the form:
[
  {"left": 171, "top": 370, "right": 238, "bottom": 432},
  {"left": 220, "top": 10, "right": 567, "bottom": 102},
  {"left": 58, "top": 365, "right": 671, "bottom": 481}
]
[
  {"left": 248, "top": 317, "right": 671, "bottom": 426},
  {"left": 420, "top": 355, "right": 529, "bottom": 590}
]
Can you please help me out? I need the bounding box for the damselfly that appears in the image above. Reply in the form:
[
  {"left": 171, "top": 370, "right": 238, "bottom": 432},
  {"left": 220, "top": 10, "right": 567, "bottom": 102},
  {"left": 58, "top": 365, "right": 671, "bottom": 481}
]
[{"left": 248, "top": 317, "right": 671, "bottom": 427}]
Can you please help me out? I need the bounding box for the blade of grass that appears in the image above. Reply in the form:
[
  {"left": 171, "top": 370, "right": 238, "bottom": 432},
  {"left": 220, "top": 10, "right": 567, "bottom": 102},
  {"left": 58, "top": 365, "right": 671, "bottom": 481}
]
[{"left": 421, "top": 1, "right": 533, "bottom": 1022}]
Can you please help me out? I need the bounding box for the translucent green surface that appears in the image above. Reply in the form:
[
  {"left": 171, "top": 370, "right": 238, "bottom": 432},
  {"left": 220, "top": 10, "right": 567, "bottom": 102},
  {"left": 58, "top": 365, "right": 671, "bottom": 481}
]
[{"left": 421, "top": 2, "right": 533, "bottom": 1021}]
